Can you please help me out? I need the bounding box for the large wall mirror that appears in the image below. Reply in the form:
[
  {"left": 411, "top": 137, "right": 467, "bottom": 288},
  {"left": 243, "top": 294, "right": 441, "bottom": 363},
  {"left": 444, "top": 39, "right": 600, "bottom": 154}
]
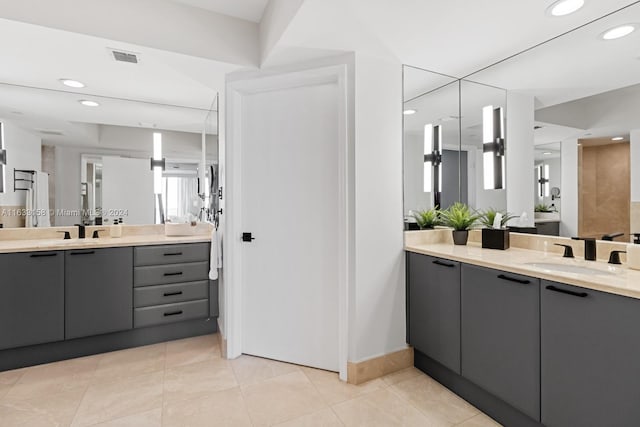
[
  {"left": 404, "top": 2, "right": 640, "bottom": 242},
  {"left": 0, "top": 18, "right": 223, "bottom": 228}
]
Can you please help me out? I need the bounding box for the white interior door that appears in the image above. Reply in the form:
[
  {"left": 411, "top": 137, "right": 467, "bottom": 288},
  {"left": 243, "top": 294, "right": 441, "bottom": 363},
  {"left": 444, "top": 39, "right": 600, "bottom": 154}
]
[{"left": 241, "top": 81, "right": 340, "bottom": 372}]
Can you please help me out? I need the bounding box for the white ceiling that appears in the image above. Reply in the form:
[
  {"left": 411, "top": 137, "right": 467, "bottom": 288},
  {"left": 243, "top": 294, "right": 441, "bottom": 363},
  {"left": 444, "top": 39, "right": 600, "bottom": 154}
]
[{"left": 170, "top": 0, "right": 268, "bottom": 23}]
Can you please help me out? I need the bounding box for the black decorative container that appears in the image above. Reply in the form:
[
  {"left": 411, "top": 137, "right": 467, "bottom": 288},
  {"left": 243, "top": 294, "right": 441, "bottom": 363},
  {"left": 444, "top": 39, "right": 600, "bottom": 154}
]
[
  {"left": 482, "top": 228, "right": 510, "bottom": 250},
  {"left": 452, "top": 230, "right": 469, "bottom": 246}
]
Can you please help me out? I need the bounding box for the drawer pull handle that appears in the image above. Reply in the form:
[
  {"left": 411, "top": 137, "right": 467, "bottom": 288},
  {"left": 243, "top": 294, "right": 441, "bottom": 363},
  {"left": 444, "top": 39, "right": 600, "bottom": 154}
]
[
  {"left": 70, "top": 250, "right": 95, "bottom": 255},
  {"left": 433, "top": 260, "right": 455, "bottom": 268},
  {"left": 30, "top": 253, "right": 57, "bottom": 258},
  {"left": 164, "top": 272, "right": 183, "bottom": 277},
  {"left": 164, "top": 310, "right": 183, "bottom": 317},
  {"left": 497, "top": 274, "right": 530, "bottom": 285},
  {"left": 164, "top": 252, "right": 183, "bottom": 256},
  {"left": 163, "top": 291, "right": 183, "bottom": 297},
  {"left": 546, "top": 285, "right": 588, "bottom": 298}
]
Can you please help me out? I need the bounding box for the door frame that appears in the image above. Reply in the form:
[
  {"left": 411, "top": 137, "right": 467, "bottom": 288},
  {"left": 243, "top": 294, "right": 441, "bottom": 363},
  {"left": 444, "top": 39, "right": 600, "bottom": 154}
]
[{"left": 224, "top": 64, "right": 351, "bottom": 380}]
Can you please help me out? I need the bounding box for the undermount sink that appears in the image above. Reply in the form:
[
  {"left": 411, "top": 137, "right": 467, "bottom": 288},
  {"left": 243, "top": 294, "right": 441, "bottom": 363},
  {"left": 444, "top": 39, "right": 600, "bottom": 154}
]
[{"left": 523, "top": 262, "right": 619, "bottom": 276}]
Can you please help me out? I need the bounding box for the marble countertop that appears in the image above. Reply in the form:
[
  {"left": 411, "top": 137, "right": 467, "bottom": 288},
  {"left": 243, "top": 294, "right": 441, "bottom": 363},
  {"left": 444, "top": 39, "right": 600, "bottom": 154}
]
[
  {"left": 0, "top": 233, "right": 211, "bottom": 254},
  {"left": 405, "top": 242, "right": 640, "bottom": 300}
]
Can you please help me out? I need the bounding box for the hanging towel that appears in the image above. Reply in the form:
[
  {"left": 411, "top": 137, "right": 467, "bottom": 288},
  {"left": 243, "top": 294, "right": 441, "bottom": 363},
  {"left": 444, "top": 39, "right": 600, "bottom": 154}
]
[
  {"left": 35, "top": 172, "right": 51, "bottom": 227},
  {"left": 209, "top": 229, "right": 222, "bottom": 280},
  {"left": 25, "top": 188, "right": 35, "bottom": 227}
]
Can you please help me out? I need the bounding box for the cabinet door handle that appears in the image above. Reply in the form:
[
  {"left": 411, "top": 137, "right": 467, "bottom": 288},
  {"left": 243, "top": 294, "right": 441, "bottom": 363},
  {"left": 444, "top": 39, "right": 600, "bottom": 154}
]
[
  {"left": 164, "top": 310, "right": 183, "bottom": 317},
  {"left": 163, "top": 272, "right": 183, "bottom": 277},
  {"left": 163, "top": 291, "right": 183, "bottom": 297},
  {"left": 30, "top": 252, "right": 58, "bottom": 258},
  {"left": 164, "top": 252, "right": 183, "bottom": 256},
  {"left": 69, "top": 250, "right": 95, "bottom": 255},
  {"left": 497, "top": 274, "right": 530, "bottom": 285},
  {"left": 546, "top": 285, "right": 588, "bottom": 298},
  {"left": 433, "top": 260, "right": 456, "bottom": 268}
]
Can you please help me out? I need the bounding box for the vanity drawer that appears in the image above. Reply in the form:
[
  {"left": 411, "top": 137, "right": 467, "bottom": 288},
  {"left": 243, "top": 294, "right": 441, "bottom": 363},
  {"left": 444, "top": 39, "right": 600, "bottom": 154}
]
[
  {"left": 134, "top": 280, "right": 209, "bottom": 308},
  {"left": 134, "top": 299, "right": 209, "bottom": 328},
  {"left": 134, "top": 243, "right": 209, "bottom": 267},
  {"left": 134, "top": 261, "right": 209, "bottom": 287}
]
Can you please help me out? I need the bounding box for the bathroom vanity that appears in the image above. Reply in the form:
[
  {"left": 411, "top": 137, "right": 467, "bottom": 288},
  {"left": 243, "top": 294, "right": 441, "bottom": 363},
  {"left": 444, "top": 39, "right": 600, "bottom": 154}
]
[
  {"left": 406, "top": 231, "right": 640, "bottom": 427},
  {"left": 0, "top": 230, "right": 217, "bottom": 371}
]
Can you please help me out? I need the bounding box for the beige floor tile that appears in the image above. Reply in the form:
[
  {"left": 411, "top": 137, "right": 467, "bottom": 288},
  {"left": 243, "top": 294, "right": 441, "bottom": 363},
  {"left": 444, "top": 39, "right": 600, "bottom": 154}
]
[
  {"left": 71, "top": 371, "right": 164, "bottom": 427},
  {"left": 302, "top": 367, "right": 385, "bottom": 405},
  {"left": 6, "top": 355, "right": 100, "bottom": 400},
  {"left": 93, "top": 343, "right": 166, "bottom": 383},
  {"left": 390, "top": 375, "right": 478, "bottom": 426},
  {"left": 381, "top": 367, "right": 423, "bottom": 386},
  {"left": 163, "top": 387, "right": 252, "bottom": 427},
  {"left": 0, "top": 388, "right": 85, "bottom": 427},
  {"left": 0, "top": 368, "right": 24, "bottom": 386},
  {"left": 231, "top": 354, "right": 301, "bottom": 385},
  {"left": 241, "top": 370, "right": 326, "bottom": 426},
  {"left": 274, "top": 408, "right": 344, "bottom": 427},
  {"left": 163, "top": 358, "right": 237, "bottom": 403},
  {"left": 91, "top": 408, "right": 162, "bottom": 427},
  {"left": 455, "top": 413, "right": 502, "bottom": 427},
  {"left": 165, "top": 334, "right": 221, "bottom": 368},
  {"left": 332, "top": 388, "right": 429, "bottom": 427}
]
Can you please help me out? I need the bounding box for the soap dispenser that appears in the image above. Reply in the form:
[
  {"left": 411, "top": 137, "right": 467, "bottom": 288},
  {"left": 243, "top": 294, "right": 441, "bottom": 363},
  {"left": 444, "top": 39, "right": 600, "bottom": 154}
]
[
  {"left": 627, "top": 239, "right": 640, "bottom": 271},
  {"left": 110, "top": 219, "right": 122, "bottom": 238}
]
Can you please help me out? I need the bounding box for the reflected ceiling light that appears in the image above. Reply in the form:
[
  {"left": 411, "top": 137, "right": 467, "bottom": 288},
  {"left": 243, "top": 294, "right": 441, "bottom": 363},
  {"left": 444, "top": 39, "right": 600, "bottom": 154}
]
[
  {"left": 601, "top": 24, "right": 636, "bottom": 40},
  {"left": 60, "top": 79, "right": 85, "bottom": 88},
  {"left": 482, "top": 105, "right": 506, "bottom": 190},
  {"left": 403, "top": 109, "right": 417, "bottom": 115},
  {"left": 547, "top": 0, "right": 584, "bottom": 16},
  {"left": 423, "top": 124, "right": 443, "bottom": 208},
  {"left": 79, "top": 100, "right": 99, "bottom": 107},
  {"left": 543, "top": 151, "right": 553, "bottom": 155},
  {"left": 612, "top": 136, "right": 624, "bottom": 141}
]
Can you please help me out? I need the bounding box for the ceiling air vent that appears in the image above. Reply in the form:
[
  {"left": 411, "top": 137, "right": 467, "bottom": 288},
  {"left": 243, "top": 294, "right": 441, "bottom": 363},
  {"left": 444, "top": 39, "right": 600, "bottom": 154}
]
[{"left": 111, "top": 50, "right": 139, "bottom": 64}]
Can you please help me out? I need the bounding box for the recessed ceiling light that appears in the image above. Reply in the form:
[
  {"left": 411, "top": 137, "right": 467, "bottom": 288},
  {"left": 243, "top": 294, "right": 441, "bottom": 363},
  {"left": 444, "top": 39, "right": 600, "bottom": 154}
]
[
  {"left": 60, "top": 79, "right": 85, "bottom": 88},
  {"left": 612, "top": 136, "right": 624, "bottom": 141},
  {"left": 601, "top": 24, "right": 636, "bottom": 40},
  {"left": 547, "top": 0, "right": 584, "bottom": 17},
  {"left": 543, "top": 152, "right": 553, "bottom": 155},
  {"left": 403, "top": 109, "right": 417, "bottom": 115},
  {"left": 79, "top": 100, "right": 100, "bottom": 107}
]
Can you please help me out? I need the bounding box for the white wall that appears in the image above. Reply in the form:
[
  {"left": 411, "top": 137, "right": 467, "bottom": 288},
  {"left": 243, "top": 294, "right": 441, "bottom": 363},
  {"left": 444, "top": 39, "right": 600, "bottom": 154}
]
[
  {"left": 101, "top": 157, "right": 154, "bottom": 224},
  {"left": 353, "top": 53, "right": 405, "bottom": 362},
  {"left": 631, "top": 130, "right": 640, "bottom": 203},
  {"left": 0, "top": 120, "right": 41, "bottom": 206},
  {"left": 506, "top": 92, "right": 535, "bottom": 226},
  {"left": 560, "top": 139, "right": 578, "bottom": 237}
]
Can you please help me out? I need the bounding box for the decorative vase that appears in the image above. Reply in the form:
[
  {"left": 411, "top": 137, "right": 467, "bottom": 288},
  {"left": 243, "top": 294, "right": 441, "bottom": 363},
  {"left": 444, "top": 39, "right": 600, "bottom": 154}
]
[
  {"left": 452, "top": 230, "right": 469, "bottom": 245},
  {"left": 482, "top": 228, "right": 510, "bottom": 250}
]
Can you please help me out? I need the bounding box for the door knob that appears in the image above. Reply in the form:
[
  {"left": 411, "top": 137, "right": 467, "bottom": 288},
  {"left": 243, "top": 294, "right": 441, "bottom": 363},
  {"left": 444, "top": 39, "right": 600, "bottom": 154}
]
[{"left": 242, "top": 232, "right": 255, "bottom": 242}]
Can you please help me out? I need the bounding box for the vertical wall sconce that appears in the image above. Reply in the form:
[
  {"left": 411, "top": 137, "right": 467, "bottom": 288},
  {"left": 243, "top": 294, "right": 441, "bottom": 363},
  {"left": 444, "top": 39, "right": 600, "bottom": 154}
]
[
  {"left": 538, "top": 164, "right": 550, "bottom": 198},
  {"left": 0, "top": 122, "right": 6, "bottom": 193},
  {"left": 150, "top": 132, "right": 165, "bottom": 224},
  {"left": 482, "top": 105, "right": 505, "bottom": 190},
  {"left": 423, "top": 123, "right": 443, "bottom": 208}
]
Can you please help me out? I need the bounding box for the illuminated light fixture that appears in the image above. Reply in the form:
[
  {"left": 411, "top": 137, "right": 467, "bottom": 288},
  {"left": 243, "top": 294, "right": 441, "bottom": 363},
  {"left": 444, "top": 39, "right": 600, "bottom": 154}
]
[
  {"left": 79, "top": 100, "right": 100, "bottom": 107},
  {"left": 538, "top": 164, "right": 550, "bottom": 198},
  {"left": 482, "top": 105, "right": 506, "bottom": 190},
  {"left": 151, "top": 132, "right": 165, "bottom": 194},
  {"left": 423, "top": 124, "right": 443, "bottom": 208},
  {"left": 543, "top": 151, "right": 553, "bottom": 155},
  {"left": 60, "top": 79, "right": 85, "bottom": 88},
  {"left": 601, "top": 24, "right": 636, "bottom": 40},
  {"left": 547, "top": 0, "right": 584, "bottom": 16},
  {"left": 403, "top": 109, "right": 417, "bottom": 115},
  {"left": 612, "top": 136, "right": 624, "bottom": 141},
  {"left": 0, "top": 122, "right": 6, "bottom": 193}
]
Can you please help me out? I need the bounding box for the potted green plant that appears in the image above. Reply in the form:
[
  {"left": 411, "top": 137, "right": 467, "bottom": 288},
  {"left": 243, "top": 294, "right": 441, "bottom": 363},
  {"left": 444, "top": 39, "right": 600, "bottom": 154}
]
[
  {"left": 411, "top": 208, "right": 441, "bottom": 230},
  {"left": 479, "top": 208, "right": 517, "bottom": 250},
  {"left": 440, "top": 202, "right": 479, "bottom": 245},
  {"left": 534, "top": 203, "right": 559, "bottom": 220}
]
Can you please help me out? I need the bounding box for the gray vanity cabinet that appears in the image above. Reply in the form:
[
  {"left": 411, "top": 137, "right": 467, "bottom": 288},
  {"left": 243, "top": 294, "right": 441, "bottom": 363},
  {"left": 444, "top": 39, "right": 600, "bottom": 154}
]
[
  {"left": 541, "top": 280, "right": 640, "bottom": 427},
  {"left": 461, "top": 264, "right": 540, "bottom": 421},
  {"left": 65, "top": 248, "right": 133, "bottom": 339},
  {"left": 407, "top": 252, "right": 461, "bottom": 374},
  {"left": 0, "top": 251, "right": 64, "bottom": 350}
]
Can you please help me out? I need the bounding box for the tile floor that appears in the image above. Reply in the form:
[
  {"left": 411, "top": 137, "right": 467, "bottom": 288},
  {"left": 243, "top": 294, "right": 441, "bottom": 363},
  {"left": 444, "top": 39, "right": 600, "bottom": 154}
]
[{"left": 0, "top": 334, "right": 502, "bottom": 427}]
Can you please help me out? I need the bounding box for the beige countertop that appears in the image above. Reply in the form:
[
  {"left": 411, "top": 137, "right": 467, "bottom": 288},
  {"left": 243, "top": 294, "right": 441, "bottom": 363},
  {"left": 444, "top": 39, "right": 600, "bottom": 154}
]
[
  {"left": 405, "top": 241, "right": 640, "bottom": 300},
  {"left": 0, "top": 233, "right": 211, "bottom": 254}
]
